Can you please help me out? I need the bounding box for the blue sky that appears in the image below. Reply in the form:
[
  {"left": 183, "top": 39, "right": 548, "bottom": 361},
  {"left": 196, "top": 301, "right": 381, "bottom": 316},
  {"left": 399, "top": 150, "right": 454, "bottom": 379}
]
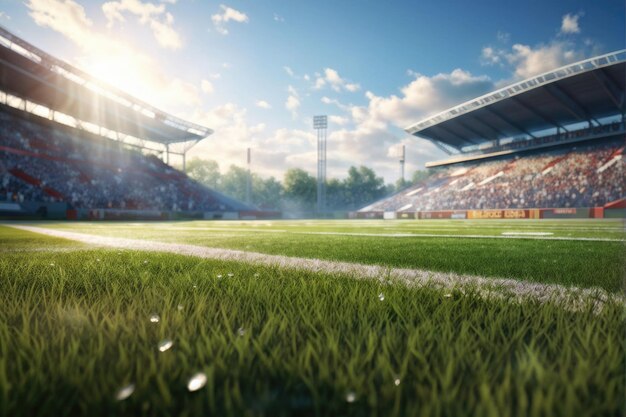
[{"left": 0, "top": 0, "right": 624, "bottom": 182}]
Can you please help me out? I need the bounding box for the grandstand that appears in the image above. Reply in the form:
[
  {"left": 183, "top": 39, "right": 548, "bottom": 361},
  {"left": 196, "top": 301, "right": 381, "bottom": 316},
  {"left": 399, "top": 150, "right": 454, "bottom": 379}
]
[
  {"left": 359, "top": 51, "right": 626, "bottom": 219},
  {"left": 0, "top": 27, "right": 255, "bottom": 220}
]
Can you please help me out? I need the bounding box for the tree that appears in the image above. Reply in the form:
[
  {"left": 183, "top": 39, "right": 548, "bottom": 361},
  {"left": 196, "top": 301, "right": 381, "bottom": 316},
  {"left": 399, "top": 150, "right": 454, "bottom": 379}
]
[
  {"left": 283, "top": 168, "right": 316, "bottom": 211},
  {"left": 186, "top": 158, "right": 221, "bottom": 189},
  {"left": 326, "top": 178, "right": 347, "bottom": 210},
  {"left": 411, "top": 169, "right": 431, "bottom": 185},
  {"left": 395, "top": 178, "right": 409, "bottom": 191},
  {"left": 253, "top": 176, "right": 283, "bottom": 210},
  {"left": 343, "top": 165, "right": 386, "bottom": 209},
  {"left": 185, "top": 160, "right": 394, "bottom": 212},
  {"left": 384, "top": 183, "right": 397, "bottom": 197},
  {"left": 220, "top": 165, "right": 249, "bottom": 202}
]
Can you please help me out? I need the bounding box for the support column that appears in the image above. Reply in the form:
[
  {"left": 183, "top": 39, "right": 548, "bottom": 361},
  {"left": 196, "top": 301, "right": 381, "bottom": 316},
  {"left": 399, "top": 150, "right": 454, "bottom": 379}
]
[
  {"left": 313, "top": 116, "right": 328, "bottom": 215},
  {"left": 246, "top": 148, "right": 252, "bottom": 204}
]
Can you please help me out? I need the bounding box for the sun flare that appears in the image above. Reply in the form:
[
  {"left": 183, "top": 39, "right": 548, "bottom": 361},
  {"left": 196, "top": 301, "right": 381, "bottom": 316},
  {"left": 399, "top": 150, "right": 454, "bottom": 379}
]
[{"left": 81, "top": 50, "right": 155, "bottom": 104}]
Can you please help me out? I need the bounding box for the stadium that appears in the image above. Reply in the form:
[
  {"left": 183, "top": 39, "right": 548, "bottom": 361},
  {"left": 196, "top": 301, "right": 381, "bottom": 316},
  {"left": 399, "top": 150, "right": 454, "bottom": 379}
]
[
  {"left": 358, "top": 50, "right": 625, "bottom": 219},
  {"left": 0, "top": 26, "right": 255, "bottom": 220},
  {"left": 0, "top": 14, "right": 624, "bottom": 417}
]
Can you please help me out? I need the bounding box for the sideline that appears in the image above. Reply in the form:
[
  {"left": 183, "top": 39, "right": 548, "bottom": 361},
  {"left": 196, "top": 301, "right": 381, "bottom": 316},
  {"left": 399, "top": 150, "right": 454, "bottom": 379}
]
[{"left": 9, "top": 224, "right": 623, "bottom": 310}]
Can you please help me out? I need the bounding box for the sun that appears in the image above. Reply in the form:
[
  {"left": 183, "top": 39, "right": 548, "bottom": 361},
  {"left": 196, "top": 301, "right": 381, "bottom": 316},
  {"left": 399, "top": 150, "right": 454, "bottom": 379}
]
[{"left": 81, "top": 49, "right": 155, "bottom": 105}]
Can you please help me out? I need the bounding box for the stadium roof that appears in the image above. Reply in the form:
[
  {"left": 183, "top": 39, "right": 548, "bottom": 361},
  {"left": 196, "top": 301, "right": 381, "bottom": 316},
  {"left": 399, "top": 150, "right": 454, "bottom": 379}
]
[
  {"left": 405, "top": 50, "right": 626, "bottom": 151},
  {"left": 0, "top": 26, "right": 212, "bottom": 145}
]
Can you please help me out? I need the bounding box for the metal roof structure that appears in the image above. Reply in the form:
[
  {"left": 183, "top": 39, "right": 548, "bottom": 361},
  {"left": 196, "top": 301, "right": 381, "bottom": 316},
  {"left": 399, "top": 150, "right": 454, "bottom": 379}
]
[
  {"left": 405, "top": 50, "right": 625, "bottom": 153},
  {"left": 0, "top": 26, "right": 212, "bottom": 145}
]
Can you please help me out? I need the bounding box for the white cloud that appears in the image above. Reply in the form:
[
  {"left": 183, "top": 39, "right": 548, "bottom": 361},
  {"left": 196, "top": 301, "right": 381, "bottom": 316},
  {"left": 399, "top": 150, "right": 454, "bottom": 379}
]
[
  {"left": 200, "top": 79, "right": 214, "bottom": 94},
  {"left": 561, "top": 13, "right": 582, "bottom": 34},
  {"left": 482, "top": 39, "right": 587, "bottom": 80},
  {"left": 102, "top": 0, "right": 182, "bottom": 49},
  {"left": 329, "top": 115, "right": 349, "bottom": 126},
  {"left": 481, "top": 46, "right": 501, "bottom": 65},
  {"left": 321, "top": 96, "right": 350, "bottom": 111},
  {"left": 504, "top": 42, "right": 582, "bottom": 79},
  {"left": 256, "top": 100, "right": 271, "bottom": 109},
  {"left": 273, "top": 13, "right": 284, "bottom": 22},
  {"left": 482, "top": 14, "right": 593, "bottom": 81},
  {"left": 284, "top": 66, "right": 295, "bottom": 77},
  {"left": 149, "top": 15, "right": 182, "bottom": 49},
  {"left": 201, "top": 103, "right": 244, "bottom": 128},
  {"left": 284, "top": 86, "right": 301, "bottom": 118},
  {"left": 211, "top": 4, "right": 248, "bottom": 35},
  {"left": 0, "top": 11, "right": 11, "bottom": 20},
  {"left": 285, "top": 95, "right": 300, "bottom": 118},
  {"left": 209, "top": 73, "right": 221, "bottom": 79},
  {"left": 364, "top": 68, "right": 494, "bottom": 128},
  {"left": 324, "top": 68, "right": 341, "bottom": 84},
  {"left": 496, "top": 31, "right": 510, "bottom": 43},
  {"left": 26, "top": 0, "right": 199, "bottom": 112},
  {"left": 314, "top": 68, "right": 360, "bottom": 93},
  {"left": 27, "top": 0, "right": 93, "bottom": 44}
]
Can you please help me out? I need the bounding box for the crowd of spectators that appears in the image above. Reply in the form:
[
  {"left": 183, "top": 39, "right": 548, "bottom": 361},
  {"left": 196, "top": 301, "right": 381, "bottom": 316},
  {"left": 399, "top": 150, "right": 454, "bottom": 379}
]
[
  {"left": 0, "top": 111, "right": 248, "bottom": 211},
  {"left": 364, "top": 135, "right": 625, "bottom": 212}
]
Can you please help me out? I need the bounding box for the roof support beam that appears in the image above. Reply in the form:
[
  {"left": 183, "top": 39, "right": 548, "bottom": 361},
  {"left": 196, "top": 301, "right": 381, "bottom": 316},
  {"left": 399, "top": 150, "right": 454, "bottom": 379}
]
[
  {"left": 433, "top": 140, "right": 458, "bottom": 155},
  {"left": 483, "top": 107, "right": 536, "bottom": 139},
  {"left": 592, "top": 68, "right": 625, "bottom": 110},
  {"left": 430, "top": 140, "right": 458, "bottom": 155},
  {"left": 544, "top": 83, "right": 600, "bottom": 126},
  {"left": 455, "top": 119, "right": 495, "bottom": 142},
  {"left": 510, "top": 96, "right": 568, "bottom": 132},
  {"left": 434, "top": 124, "right": 479, "bottom": 145},
  {"left": 470, "top": 114, "right": 508, "bottom": 139}
]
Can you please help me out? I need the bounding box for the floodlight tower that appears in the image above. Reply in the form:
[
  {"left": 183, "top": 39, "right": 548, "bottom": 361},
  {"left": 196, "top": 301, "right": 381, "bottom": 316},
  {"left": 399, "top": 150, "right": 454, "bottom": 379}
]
[
  {"left": 399, "top": 145, "right": 406, "bottom": 183},
  {"left": 246, "top": 147, "right": 251, "bottom": 204},
  {"left": 313, "top": 115, "right": 328, "bottom": 214}
]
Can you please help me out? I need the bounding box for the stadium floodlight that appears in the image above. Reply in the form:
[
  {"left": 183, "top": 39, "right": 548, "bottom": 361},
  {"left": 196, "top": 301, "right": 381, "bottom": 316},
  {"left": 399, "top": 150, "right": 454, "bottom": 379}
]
[
  {"left": 313, "top": 116, "right": 328, "bottom": 215},
  {"left": 399, "top": 145, "right": 406, "bottom": 183},
  {"left": 246, "top": 148, "right": 252, "bottom": 204},
  {"left": 313, "top": 115, "right": 327, "bottom": 129}
]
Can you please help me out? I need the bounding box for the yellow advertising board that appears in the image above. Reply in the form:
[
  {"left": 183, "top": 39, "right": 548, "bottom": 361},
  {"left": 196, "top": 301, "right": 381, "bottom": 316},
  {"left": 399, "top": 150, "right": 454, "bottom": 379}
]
[{"left": 467, "top": 210, "right": 529, "bottom": 219}]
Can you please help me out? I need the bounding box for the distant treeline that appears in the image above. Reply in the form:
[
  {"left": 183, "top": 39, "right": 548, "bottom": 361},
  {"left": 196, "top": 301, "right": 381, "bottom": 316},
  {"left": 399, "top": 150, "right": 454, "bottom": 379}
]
[{"left": 185, "top": 158, "right": 431, "bottom": 211}]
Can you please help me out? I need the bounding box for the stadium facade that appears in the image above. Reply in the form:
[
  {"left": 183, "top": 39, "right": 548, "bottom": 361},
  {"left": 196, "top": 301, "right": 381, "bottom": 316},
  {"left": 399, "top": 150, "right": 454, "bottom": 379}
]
[
  {"left": 0, "top": 27, "right": 270, "bottom": 220},
  {"left": 358, "top": 51, "right": 626, "bottom": 219}
]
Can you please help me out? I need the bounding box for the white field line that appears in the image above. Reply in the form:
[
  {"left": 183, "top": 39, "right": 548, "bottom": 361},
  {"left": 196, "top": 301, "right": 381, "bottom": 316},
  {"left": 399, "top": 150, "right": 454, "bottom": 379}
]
[
  {"left": 297, "top": 231, "right": 624, "bottom": 241},
  {"left": 9, "top": 225, "right": 624, "bottom": 311},
  {"left": 157, "top": 227, "right": 622, "bottom": 242},
  {"left": 501, "top": 232, "right": 554, "bottom": 236}
]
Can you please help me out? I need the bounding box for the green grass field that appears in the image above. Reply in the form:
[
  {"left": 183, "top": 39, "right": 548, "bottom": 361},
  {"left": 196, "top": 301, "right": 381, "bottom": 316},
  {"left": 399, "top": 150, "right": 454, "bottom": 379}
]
[{"left": 0, "top": 219, "right": 624, "bottom": 416}]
